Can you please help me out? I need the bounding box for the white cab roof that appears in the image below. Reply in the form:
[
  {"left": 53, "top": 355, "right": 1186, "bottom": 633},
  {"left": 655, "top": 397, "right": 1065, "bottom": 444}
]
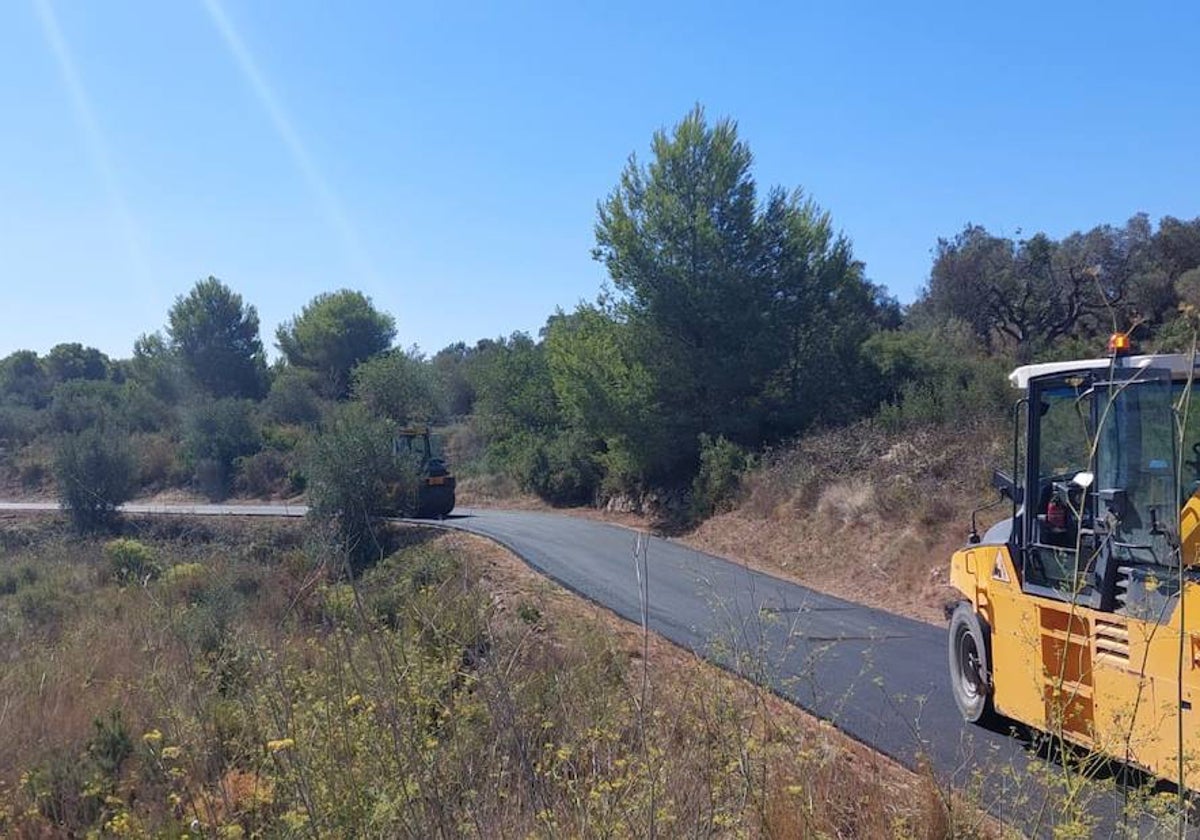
[{"left": 1009, "top": 354, "right": 1200, "bottom": 390}]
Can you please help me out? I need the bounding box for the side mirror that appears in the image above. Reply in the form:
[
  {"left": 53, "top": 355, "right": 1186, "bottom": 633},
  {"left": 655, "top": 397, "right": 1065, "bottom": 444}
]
[{"left": 992, "top": 469, "right": 1023, "bottom": 504}]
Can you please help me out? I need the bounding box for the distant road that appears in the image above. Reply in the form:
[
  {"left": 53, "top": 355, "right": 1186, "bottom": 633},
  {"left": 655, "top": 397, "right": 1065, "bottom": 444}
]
[
  {"left": 0, "top": 500, "right": 1181, "bottom": 836},
  {"left": 0, "top": 501, "right": 308, "bottom": 517}
]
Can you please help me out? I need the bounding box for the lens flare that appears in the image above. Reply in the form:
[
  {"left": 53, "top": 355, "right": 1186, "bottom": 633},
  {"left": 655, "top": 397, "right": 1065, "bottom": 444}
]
[
  {"left": 32, "top": 0, "right": 154, "bottom": 298},
  {"left": 200, "top": 0, "right": 379, "bottom": 290}
]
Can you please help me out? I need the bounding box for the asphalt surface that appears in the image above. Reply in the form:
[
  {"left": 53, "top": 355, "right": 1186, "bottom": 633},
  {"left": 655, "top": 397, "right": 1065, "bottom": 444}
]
[{"left": 0, "top": 500, "right": 1188, "bottom": 836}]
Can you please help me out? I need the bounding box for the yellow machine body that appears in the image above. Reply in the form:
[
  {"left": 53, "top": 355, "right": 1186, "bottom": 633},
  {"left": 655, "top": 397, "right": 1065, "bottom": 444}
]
[
  {"left": 948, "top": 349, "right": 1200, "bottom": 787},
  {"left": 950, "top": 527, "right": 1200, "bottom": 784}
]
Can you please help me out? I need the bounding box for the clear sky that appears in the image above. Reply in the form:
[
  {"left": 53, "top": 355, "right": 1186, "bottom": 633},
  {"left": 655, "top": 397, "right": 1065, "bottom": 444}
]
[{"left": 2, "top": 0, "right": 1198, "bottom": 360}]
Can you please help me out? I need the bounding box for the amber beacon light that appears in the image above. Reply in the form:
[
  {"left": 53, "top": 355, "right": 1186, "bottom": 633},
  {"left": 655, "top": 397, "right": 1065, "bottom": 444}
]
[{"left": 1107, "top": 332, "right": 1133, "bottom": 356}]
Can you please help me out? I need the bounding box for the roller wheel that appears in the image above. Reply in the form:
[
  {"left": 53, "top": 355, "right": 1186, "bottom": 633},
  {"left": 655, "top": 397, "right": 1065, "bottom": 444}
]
[{"left": 948, "top": 603, "right": 994, "bottom": 723}]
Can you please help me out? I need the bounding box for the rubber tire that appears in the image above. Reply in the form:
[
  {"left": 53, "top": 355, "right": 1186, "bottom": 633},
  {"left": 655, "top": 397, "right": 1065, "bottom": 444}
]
[{"left": 948, "top": 602, "right": 994, "bottom": 724}]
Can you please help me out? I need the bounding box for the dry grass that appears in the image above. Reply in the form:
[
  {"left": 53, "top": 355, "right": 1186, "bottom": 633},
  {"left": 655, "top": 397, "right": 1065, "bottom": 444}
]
[
  {"left": 467, "top": 531, "right": 1005, "bottom": 838},
  {"left": 0, "top": 513, "right": 1005, "bottom": 838}
]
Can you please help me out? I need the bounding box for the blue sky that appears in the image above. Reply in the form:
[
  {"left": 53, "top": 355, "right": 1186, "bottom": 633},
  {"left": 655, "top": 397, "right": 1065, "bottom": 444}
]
[{"left": 2, "top": 0, "right": 1198, "bottom": 360}]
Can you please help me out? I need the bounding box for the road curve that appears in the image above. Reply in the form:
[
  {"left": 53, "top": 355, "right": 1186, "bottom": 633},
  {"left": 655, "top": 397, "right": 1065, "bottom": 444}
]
[{"left": 0, "top": 501, "right": 1181, "bottom": 835}]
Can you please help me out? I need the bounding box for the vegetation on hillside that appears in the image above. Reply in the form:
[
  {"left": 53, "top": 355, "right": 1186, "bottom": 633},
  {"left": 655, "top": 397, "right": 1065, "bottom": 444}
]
[{"left": 1, "top": 106, "right": 1199, "bottom": 529}]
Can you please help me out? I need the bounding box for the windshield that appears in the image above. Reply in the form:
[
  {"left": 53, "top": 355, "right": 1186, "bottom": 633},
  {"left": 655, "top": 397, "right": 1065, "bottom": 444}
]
[
  {"left": 394, "top": 434, "right": 430, "bottom": 459},
  {"left": 1026, "top": 368, "right": 1178, "bottom": 598},
  {"left": 1093, "top": 373, "right": 1175, "bottom": 556},
  {"left": 1176, "top": 382, "right": 1200, "bottom": 501}
]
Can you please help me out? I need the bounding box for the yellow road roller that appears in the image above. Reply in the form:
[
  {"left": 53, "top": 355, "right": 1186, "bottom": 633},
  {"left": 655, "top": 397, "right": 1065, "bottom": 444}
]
[{"left": 949, "top": 334, "right": 1200, "bottom": 788}]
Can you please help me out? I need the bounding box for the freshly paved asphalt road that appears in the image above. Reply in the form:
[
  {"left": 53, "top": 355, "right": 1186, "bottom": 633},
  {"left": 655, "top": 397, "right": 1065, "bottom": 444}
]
[{"left": 0, "top": 501, "right": 1187, "bottom": 836}]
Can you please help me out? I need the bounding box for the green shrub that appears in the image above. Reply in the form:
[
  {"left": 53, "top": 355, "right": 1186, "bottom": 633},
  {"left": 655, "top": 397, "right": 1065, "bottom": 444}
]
[
  {"left": 162, "top": 562, "right": 209, "bottom": 603},
  {"left": 132, "top": 432, "right": 186, "bottom": 489},
  {"left": 690, "top": 433, "right": 750, "bottom": 520},
  {"left": 866, "top": 326, "right": 1011, "bottom": 430},
  {"left": 395, "top": 544, "right": 459, "bottom": 592},
  {"left": 16, "top": 576, "right": 73, "bottom": 630},
  {"left": 352, "top": 350, "right": 442, "bottom": 424},
  {"left": 19, "top": 460, "right": 49, "bottom": 490},
  {"left": 87, "top": 709, "right": 133, "bottom": 779},
  {"left": 119, "top": 381, "right": 175, "bottom": 433},
  {"left": 321, "top": 583, "right": 358, "bottom": 626},
  {"left": 23, "top": 749, "right": 101, "bottom": 828},
  {"left": 0, "top": 563, "right": 38, "bottom": 595},
  {"left": 517, "top": 601, "right": 542, "bottom": 625},
  {"left": 264, "top": 367, "right": 323, "bottom": 425},
  {"left": 104, "top": 538, "right": 161, "bottom": 584},
  {"left": 182, "top": 398, "right": 262, "bottom": 500},
  {"left": 262, "top": 423, "right": 306, "bottom": 452},
  {"left": 305, "top": 403, "right": 417, "bottom": 563},
  {"left": 534, "top": 430, "right": 602, "bottom": 505},
  {"left": 53, "top": 428, "right": 136, "bottom": 533},
  {"left": 48, "top": 380, "right": 123, "bottom": 434},
  {"left": 235, "top": 448, "right": 294, "bottom": 498},
  {"left": 486, "top": 429, "right": 601, "bottom": 505},
  {"left": 0, "top": 404, "right": 47, "bottom": 446}
]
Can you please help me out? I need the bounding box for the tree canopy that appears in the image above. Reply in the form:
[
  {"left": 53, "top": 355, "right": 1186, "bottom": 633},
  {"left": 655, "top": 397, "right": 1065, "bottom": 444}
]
[
  {"left": 45, "top": 343, "right": 111, "bottom": 383},
  {"left": 587, "top": 105, "right": 891, "bottom": 483},
  {"left": 917, "top": 215, "right": 1197, "bottom": 359},
  {"left": 167, "top": 277, "right": 268, "bottom": 399},
  {"left": 276, "top": 289, "right": 396, "bottom": 399},
  {"left": 352, "top": 349, "right": 441, "bottom": 425}
]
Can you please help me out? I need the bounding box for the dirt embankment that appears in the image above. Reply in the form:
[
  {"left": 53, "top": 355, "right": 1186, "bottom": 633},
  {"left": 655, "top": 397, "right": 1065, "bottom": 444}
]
[{"left": 686, "top": 423, "right": 1010, "bottom": 623}]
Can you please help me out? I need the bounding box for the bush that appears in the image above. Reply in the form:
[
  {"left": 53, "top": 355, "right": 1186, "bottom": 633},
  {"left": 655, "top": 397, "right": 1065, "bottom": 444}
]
[
  {"left": 48, "top": 380, "right": 123, "bottom": 433},
  {"left": 235, "top": 449, "right": 295, "bottom": 498},
  {"left": 119, "top": 381, "right": 175, "bottom": 433},
  {"left": 132, "top": 432, "right": 186, "bottom": 489},
  {"left": 53, "top": 428, "right": 136, "bottom": 533},
  {"left": 182, "top": 398, "right": 262, "bottom": 500},
  {"left": 690, "top": 434, "right": 750, "bottom": 520},
  {"left": 305, "top": 403, "right": 418, "bottom": 562},
  {"left": 0, "top": 563, "right": 38, "bottom": 595},
  {"left": 264, "top": 367, "right": 323, "bottom": 425},
  {"left": 87, "top": 708, "right": 133, "bottom": 779},
  {"left": 103, "top": 538, "right": 161, "bottom": 584},
  {"left": 262, "top": 423, "right": 305, "bottom": 452},
  {"left": 527, "top": 430, "right": 602, "bottom": 505},
  {"left": 0, "top": 404, "right": 47, "bottom": 446},
  {"left": 484, "top": 429, "right": 602, "bottom": 506},
  {"left": 162, "top": 562, "right": 210, "bottom": 603},
  {"left": 866, "top": 325, "right": 1011, "bottom": 430},
  {"left": 352, "top": 350, "right": 442, "bottom": 424}
]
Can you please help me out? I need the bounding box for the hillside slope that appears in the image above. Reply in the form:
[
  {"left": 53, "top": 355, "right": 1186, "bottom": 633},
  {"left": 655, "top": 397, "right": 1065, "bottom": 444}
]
[{"left": 684, "top": 421, "right": 1008, "bottom": 624}]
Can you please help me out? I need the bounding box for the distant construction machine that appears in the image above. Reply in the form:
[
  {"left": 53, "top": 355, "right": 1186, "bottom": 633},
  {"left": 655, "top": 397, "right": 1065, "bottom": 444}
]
[
  {"left": 948, "top": 333, "right": 1200, "bottom": 788},
  {"left": 393, "top": 425, "right": 456, "bottom": 518}
]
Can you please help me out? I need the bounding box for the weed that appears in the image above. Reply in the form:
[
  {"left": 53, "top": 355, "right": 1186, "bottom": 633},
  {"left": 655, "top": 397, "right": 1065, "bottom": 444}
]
[
  {"left": 104, "top": 537, "right": 162, "bottom": 584},
  {"left": 0, "top": 563, "right": 37, "bottom": 595},
  {"left": 517, "top": 601, "right": 542, "bottom": 625}
]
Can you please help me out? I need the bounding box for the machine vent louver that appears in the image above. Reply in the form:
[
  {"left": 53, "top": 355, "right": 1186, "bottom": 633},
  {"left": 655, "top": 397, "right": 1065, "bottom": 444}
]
[{"left": 1094, "top": 616, "right": 1130, "bottom": 665}]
